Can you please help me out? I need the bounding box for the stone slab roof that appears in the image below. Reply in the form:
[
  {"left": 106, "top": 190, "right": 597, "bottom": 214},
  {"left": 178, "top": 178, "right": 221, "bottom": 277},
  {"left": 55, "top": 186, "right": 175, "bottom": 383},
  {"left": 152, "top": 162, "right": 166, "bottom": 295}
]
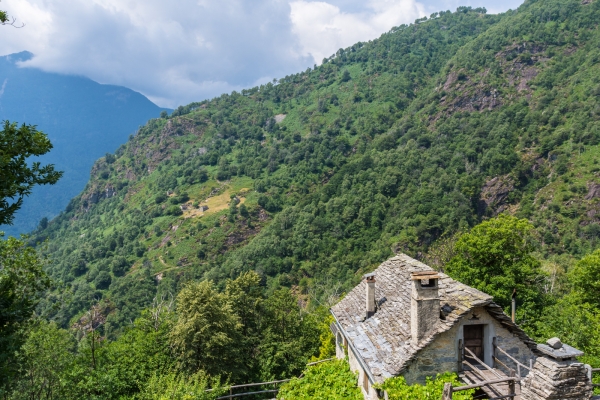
[{"left": 331, "top": 254, "right": 536, "bottom": 383}]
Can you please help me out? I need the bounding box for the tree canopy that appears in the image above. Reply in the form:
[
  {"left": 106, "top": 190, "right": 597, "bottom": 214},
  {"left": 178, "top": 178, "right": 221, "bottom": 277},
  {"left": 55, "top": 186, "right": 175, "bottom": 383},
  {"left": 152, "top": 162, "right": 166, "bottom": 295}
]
[
  {"left": 445, "top": 215, "right": 545, "bottom": 320},
  {"left": 0, "top": 121, "right": 62, "bottom": 225}
]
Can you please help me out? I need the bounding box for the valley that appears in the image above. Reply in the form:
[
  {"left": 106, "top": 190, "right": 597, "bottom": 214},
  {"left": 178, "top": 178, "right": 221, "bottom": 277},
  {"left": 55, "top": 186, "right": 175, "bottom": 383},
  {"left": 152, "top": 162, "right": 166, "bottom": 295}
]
[{"left": 2, "top": 0, "right": 600, "bottom": 398}]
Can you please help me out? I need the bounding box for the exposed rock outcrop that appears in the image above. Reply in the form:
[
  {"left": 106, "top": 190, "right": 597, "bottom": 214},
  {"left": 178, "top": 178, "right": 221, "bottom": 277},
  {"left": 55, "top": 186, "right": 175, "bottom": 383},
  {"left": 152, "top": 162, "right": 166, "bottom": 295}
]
[
  {"left": 478, "top": 175, "right": 515, "bottom": 216},
  {"left": 585, "top": 182, "right": 600, "bottom": 200}
]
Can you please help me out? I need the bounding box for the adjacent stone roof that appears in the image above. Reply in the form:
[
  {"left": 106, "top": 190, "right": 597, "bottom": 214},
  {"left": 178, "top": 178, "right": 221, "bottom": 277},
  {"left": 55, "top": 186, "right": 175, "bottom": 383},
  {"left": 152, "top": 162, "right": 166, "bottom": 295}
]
[{"left": 330, "top": 254, "right": 536, "bottom": 383}]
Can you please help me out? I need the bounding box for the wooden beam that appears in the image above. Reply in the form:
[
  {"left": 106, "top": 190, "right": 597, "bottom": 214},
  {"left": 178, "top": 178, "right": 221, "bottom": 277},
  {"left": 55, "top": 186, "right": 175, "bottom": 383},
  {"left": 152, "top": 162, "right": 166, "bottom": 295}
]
[
  {"left": 452, "top": 377, "right": 517, "bottom": 392},
  {"left": 458, "top": 339, "right": 464, "bottom": 373}
]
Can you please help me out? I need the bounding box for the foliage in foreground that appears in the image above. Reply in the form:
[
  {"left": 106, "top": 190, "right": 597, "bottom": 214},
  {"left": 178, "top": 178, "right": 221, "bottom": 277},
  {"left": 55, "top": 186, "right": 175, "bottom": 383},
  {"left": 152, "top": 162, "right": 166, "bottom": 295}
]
[
  {"left": 375, "top": 372, "right": 474, "bottom": 400},
  {"left": 136, "top": 371, "right": 227, "bottom": 400},
  {"left": 0, "top": 236, "right": 50, "bottom": 392},
  {"left": 4, "top": 271, "right": 324, "bottom": 399},
  {"left": 277, "top": 359, "right": 362, "bottom": 400}
]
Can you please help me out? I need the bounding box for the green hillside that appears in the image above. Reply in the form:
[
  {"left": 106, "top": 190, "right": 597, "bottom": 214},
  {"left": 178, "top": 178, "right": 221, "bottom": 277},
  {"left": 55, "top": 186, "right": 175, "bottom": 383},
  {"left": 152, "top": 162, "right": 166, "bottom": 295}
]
[
  {"left": 32, "top": 5, "right": 505, "bottom": 330},
  {"left": 32, "top": 0, "right": 600, "bottom": 330},
  {"left": 8, "top": 0, "right": 600, "bottom": 396}
]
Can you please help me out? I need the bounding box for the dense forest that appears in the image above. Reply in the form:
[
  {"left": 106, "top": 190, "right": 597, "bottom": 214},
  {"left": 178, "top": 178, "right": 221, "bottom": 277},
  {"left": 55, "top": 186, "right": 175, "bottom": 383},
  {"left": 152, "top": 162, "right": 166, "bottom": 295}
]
[{"left": 2, "top": 0, "right": 600, "bottom": 397}]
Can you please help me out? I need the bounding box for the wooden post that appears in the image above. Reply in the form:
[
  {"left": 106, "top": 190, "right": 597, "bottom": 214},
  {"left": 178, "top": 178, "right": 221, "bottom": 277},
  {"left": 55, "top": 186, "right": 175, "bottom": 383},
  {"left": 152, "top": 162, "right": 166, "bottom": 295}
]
[
  {"left": 508, "top": 369, "right": 516, "bottom": 397},
  {"left": 492, "top": 337, "right": 497, "bottom": 369},
  {"left": 457, "top": 339, "right": 464, "bottom": 372},
  {"left": 442, "top": 382, "right": 453, "bottom": 400}
]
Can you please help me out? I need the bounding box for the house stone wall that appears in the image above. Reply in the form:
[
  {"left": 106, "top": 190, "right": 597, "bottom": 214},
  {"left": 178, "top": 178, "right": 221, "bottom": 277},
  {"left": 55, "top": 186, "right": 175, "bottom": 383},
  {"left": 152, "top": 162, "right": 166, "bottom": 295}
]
[
  {"left": 348, "top": 346, "right": 380, "bottom": 400},
  {"left": 403, "top": 306, "right": 536, "bottom": 385},
  {"left": 336, "top": 332, "right": 344, "bottom": 359}
]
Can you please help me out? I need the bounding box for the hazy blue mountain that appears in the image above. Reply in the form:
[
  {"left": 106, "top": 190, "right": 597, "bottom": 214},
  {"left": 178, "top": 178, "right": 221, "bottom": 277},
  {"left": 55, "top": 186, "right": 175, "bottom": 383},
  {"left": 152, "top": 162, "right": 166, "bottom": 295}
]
[{"left": 0, "top": 51, "right": 169, "bottom": 236}]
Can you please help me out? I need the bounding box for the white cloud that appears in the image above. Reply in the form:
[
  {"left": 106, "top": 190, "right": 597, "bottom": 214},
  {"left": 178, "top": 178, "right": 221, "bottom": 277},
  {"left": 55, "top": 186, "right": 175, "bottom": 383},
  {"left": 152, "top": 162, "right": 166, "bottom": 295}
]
[
  {"left": 1, "top": 0, "right": 310, "bottom": 108},
  {"left": 0, "top": 0, "right": 522, "bottom": 108},
  {"left": 290, "top": 0, "right": 426, "bottom": 64}
]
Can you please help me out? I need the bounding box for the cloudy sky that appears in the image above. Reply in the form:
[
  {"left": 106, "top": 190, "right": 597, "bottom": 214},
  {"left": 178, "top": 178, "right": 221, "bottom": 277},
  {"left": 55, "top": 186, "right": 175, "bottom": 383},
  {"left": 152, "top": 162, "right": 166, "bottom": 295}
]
[{"left": 1, "top": 0, "right": 524, "bottom": 108}]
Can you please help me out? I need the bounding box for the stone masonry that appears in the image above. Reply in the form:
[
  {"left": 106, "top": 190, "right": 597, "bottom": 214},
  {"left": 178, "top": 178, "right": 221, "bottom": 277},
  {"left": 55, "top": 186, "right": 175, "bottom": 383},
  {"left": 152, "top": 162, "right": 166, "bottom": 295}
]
[
  {"left": 520, "top": 356, "right": 593, "bottom": 399},
  {"left": 402, "top": 306, "right": 536, "bottom": 384}
]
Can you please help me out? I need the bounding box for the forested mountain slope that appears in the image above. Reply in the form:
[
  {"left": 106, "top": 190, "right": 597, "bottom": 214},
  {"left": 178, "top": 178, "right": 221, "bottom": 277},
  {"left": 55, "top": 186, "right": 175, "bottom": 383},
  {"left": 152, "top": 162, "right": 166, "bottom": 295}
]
[
  {"left": 31, "top": 0, "right": 600, "bottom": 336},
  {"left": 0, "top": 51, "right": 168, "bottom": 236}
]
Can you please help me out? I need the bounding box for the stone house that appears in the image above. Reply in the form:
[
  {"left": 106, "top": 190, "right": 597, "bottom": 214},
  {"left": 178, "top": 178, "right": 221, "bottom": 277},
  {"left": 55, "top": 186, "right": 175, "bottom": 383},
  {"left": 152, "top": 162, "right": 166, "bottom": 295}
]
[{"left": 330, "top": 254, "right": 540, "bottom": 400}]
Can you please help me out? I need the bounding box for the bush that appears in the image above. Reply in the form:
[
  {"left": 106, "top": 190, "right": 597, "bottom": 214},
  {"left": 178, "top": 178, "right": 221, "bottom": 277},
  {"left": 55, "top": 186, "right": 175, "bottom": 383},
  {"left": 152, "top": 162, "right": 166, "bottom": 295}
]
[
  {"left": 277, "top": 359, "right": 362, "bottom": 400},
  {"left": 166, "top": 205, "right": 183, "bottom": 216},
  {"left": 137, "top": 371, "right": 227, "bottom": 400},
  {"left": 376, "top": 372, "right": 474, "bottom": 400}
]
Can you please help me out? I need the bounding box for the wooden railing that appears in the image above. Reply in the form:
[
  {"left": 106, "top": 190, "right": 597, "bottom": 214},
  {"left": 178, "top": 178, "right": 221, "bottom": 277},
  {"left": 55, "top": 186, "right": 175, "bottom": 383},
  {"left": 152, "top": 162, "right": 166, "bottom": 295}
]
[
  {"left": 592, "top": 368, "right": 600, "bottom": 388},
  {"left": 458, "top": 345, "right": 517, "bottom": 399},
  {"left": 493, "top": 338, "right": 533, "bottom": 380},
  {"left": 442, "top": 377, "right": 518, "bottom": 400},
  {"left": 213, "top": 358, "right": 334, "bottom": 399}
]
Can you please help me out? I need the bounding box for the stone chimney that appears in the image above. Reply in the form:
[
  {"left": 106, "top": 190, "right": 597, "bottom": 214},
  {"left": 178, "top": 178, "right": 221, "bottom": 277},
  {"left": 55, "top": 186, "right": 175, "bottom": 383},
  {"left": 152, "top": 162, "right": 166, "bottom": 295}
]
[
  {"left": 411, "top": 271, "right": 440, "bottom": 345},
  {"left": 364, "top": 273, "right": 376, "bottom": 319},
  {"left": 521, "top": 338, "right": 593, "bottom": 400}
]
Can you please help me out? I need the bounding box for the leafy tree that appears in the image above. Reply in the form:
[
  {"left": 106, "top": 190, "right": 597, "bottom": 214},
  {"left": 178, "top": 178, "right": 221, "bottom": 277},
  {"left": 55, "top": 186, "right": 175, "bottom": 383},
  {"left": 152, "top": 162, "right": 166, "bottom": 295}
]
[
  {"left": 258, "top": 289, "right": 320, "bottom": 380},
  {"left": 11, "top": 321, "right": 75, "bottom": 400},
  {"left": 534, "top": 294, "right": 600, "bottom": 361},
  {"left": 445, "top": 215, "right": 545, "bottom": 318},
  {"left": 94, "top": 271, "right": 111, "bottom": 289},
  {"left": 0, "top": 121, "right": 62, "bottom": 225},
  {"left": 170, "top": 281, "right": 242, "bottom": 377},
  {"left": 0, "top": 237, "right": 50, "bottom": 392},
  {"left": 111, "top": 256, "right": 130, "bottom": 277},
  {"left": 568, "top": 249, "right": 600, "bottom": 308},
  {"left": 224, "top": 271, "right": 263, "bottom": 382}
]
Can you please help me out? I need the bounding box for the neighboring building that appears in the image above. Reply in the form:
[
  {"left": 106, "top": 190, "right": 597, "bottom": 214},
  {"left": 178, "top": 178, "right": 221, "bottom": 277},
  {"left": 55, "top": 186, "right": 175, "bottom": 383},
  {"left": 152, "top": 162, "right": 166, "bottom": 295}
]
[{"left": 330, "top": 254, "right": 539, "bottom": 400}]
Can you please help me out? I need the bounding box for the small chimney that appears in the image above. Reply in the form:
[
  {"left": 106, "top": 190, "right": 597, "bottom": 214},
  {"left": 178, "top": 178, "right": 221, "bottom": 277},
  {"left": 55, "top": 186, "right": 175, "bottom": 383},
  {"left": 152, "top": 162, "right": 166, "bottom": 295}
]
[
  {"left": 364, "top": 273, "right": 376, "bottom": 318},
  {"left": 411, "top": 271, "right": 440, "bottom": 344}
]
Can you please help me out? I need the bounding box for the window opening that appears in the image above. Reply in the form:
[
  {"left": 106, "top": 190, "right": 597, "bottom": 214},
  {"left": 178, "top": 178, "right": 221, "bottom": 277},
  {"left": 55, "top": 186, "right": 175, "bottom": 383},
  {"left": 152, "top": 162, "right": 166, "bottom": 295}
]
[
  {"left": 362, "top": 373, "right": 369, "bottom": 392},
  {"left": 421, "top": 278, "right": 436, "bottom": 288}
]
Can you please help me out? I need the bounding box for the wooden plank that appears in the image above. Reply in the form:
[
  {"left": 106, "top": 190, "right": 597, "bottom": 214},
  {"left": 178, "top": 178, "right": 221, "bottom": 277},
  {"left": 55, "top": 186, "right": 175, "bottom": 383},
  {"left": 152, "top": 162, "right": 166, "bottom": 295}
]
[
  {"left": 452, "top": 377, "right": 517, "bottom": 392},
  {"left": 228, "top": 379, "right": 291, "bottom": 389},
  {"left": 215, "top": 389, "right": 278, "bottom": 399},
  {"left": 411, "top": 274, "right": 440, "bottom": 280},
  {"left": 306, "top": 358, "right": 334, "bottom": 366},
  {"left": 461, "top": 368, "right": 520, "bottom": 398}
]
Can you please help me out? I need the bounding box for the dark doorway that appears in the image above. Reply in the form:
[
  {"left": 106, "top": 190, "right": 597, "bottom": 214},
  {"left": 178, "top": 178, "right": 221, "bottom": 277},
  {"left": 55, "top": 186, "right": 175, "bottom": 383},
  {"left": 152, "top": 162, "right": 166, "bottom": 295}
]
[{"left": 464, "top": 324, "right": 485, "bottom": 362}]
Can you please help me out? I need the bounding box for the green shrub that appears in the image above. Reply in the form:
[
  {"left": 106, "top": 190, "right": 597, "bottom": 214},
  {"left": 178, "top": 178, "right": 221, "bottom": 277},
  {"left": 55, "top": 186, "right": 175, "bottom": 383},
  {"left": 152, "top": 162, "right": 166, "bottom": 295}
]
[
  {"left": 376, "top": 372, "right": 474, "bottom": 400},
  {"left": 166, "top": 205, "right": 183, "bottom": 216},
  {"left": 137, "top": 371, "right": 226, "bottom": 400},
  {"left": 277, "top": 359, "right": 362, "bottom": 400}
]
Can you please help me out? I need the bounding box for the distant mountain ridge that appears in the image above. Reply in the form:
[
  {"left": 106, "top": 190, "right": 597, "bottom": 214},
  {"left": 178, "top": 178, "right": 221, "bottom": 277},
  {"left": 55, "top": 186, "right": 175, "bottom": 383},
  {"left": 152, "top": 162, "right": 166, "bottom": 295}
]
[{"left": 0, "top": 51, "right": 169, "bottom": 236}]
